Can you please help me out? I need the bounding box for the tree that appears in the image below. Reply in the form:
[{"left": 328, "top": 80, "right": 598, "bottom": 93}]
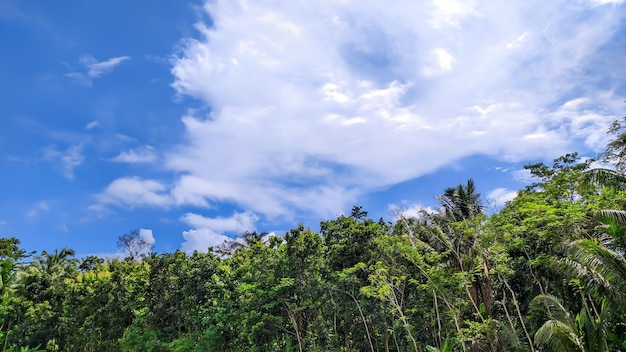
[
  {"left": 117, "top": 230, "right": 153, "bottom": 261},
  {"left": 215, "top": 231, "right": 270, "bottom": 255},
  {"left": 32, "top": 248, "right": 77, "bottom": 278},
  {"left": 0, "top": 238, "right": 27, "bottom": 262},
  {"left": 532, "top": 294, "right": 610, "bottom": 352},
  {"left": 436, "top": 179, "right": 484, "bottom": 223}
]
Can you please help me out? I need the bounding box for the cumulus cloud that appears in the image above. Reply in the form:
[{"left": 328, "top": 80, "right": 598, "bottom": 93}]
[
  {"left": 180, "top": 211, "right": 258, "bottom": 252},
  {"left": 486, "top": 188, "right": 518, "bottom": 207},
  {"left": 161, "top": 0, "right": 624, "bottom": 222},
  {"left": 111, "top": 145, "right": 158, "bottom": 163},
  {"left": 65, "top": 55, "right": 130, "bottom": 86},
  {"left": 92, "top": 0, "right": 626, "bottom": 250},
  {"left": 98, "top": 177, "right": 173, "bottom": 208},
  {"left": 42, "top": 144, "right": 84, "bottom": 180},
  {"left": 139, "top": 228, "right": 156, "bottom": 246}
]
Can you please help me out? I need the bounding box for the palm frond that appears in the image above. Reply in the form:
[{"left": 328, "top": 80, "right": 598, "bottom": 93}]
[
  {"left": 580, "top": 168, "right": 626, "bottom": 192},
  {"left": 567, "top": 240, "right": 626, "bottom": 310},
  {"left": 534, "top": 319, "right": 582, "bottom": 352},
  {"left": 594, "top": 209, "right": 626, "bottom": 227},
  {"left": 532, "top": 294, "right": 576, "bottom": 328}
]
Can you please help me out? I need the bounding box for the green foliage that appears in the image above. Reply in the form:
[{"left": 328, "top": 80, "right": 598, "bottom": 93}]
[{"left": 4, "top": 132, "right": 626, "bottom": 351}]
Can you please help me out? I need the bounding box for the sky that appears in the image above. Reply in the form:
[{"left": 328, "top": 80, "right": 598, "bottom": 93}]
[{"left": 1, "top": 0, "right": 626, "bottom": 257}]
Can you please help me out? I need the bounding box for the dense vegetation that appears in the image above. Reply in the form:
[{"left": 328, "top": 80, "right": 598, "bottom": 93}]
[{"left": 3, "top": 121, "right": 626, "bottom": 351}]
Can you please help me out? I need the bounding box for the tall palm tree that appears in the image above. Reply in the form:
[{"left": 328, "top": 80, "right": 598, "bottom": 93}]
[
  {"left": 436, "top": 179, "right": 484, "bottom": 223},
  {"left": 398, "top": 180, "right": 497, "bottom": 351}
]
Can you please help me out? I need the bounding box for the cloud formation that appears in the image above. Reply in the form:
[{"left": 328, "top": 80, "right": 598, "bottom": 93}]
[
  {"left": 180, "top": 211, "right": 258, "bottom": 252},
  {"left": 97, "top": 0, "right": 625, "bottom": 249},
  {"left": 486, "top": 188, "right": 518, "bottom": 208},
  {"left": 99, "top": 177, "right": 173, "bottom": 208},
  {"left": 111, "top": 145, "right": 158, "bottom": 163},
  {"left": 25, "top": 201, "right": 49, "bottom": 219},
  {"left": 42, "top": 144, "right": 84, "bottom": 180},
  {"left": 65, "top": 55, "right": 130, "bottom": 86}
]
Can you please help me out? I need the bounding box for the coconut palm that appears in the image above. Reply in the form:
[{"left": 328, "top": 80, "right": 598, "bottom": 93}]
[
  {"left": 436, "top": 179, "right": 484, "bottom": 223},
  {"left": 32, "top": 248, "right": 78, "bottom": 278}
]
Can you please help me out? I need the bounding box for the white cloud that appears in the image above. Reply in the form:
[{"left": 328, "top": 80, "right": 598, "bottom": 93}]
[
  {"left": 65, "top": 55, "right": 130, "bottom": 86},
  {"left": 506, "top": 32, "right": 529, "bottom": 49},
  {"left": 486, "top": 188, "right": 518, "bottom": 207},
  {"left": 25, "top": 201, "right": 49, "bottom": 219},
  {"left": 423, "top": 48, "right": 455, "bottom": 75},
  {"left": 101, "top": 1, "right": 626, "bottom": 237},
  {"left": 180, "top": 211, "right": 258, "bottom": 252},
  {"left": 512, "top": 169, "right": 539, "bottom": 184},
  {"left": 389, "top": 203, "right": 438, "bottom": 220},
  {"left": 429, "top": 0, "right": 479, "bottom": 29},
  {"left": 589, "top": 0, "right": 624, "bottom": 5},
  {"left": 85, "top": 120, "right": 100, "bottom": 130},
  {"left": 80, "top": 55, "right": 130, "bottom": 78},
  {"left": 98, "top": 177, "right": 173, "bottom": 208},
  {"left": 111, "top": 145, "right": 158, "bottom": 163},
  {"left": 42, "top": 144, "right": 84, "bottom": 180},
  {"left": 0, "top": 220, "right": 7, "bottom": 226},
  {"left": 139, "top": 228, "right": 156, "bottom": 245}
]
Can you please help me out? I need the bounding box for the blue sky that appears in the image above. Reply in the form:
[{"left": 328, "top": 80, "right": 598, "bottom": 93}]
[{"left": 1, "top": 0, "right": 625, "bottom": 256}]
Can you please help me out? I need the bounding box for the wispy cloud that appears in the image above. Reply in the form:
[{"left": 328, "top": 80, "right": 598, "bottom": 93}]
[
  {"left": 85, "top": 120, "right": 100, "bottom": 130},
  {"left": 25, "top": 201, "right": 50, "bottom": 219},
  {"left": 81, "top": 55, "right": 130, "bottom": 78},
  {"left": 65, "top": 55, "right": 130, "bottom": 86},
  {"left": 42, "top": 144, "right": 84, "bottom": 180},
  {"left": 111, "top": 145, "right": 158, "bottom": 163}
]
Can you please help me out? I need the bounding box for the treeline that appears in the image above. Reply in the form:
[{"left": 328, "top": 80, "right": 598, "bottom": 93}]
[{"left": 3, "top": 132, "right": 626, "bottom": 351}]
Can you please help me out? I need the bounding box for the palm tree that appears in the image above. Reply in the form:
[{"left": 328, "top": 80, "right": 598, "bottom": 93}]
[
  {"left": 397, "top": 180, "right": 497, "bottom": 351},
  {"left": 571, "top": 167, "right": 626, "bottom": 311},
  {"left": 33, "top": 248, "right": 78, "bottom": 278},
  {"left": 563, "top": 237, "right": 626, "bottom": 313},
  {"left": 436, "top": 179, "right": 484, "bottom": 223},
  {"left": 532, "top": 294, "right": 610, "bottom": 352}
]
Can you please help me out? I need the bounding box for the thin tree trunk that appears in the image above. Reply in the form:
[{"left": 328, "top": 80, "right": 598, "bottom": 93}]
[
  {"left": 346, "top": 290, "right": 376, "bottom": 352},
  {"left": 500, "top": 274, "right": 535, "bottom": 352},
  {"left": 285, "top": 302, "right": 303, "bottom": 352},
  {"left": 434, "top": 290, "right": 443, "bottom": 349}
]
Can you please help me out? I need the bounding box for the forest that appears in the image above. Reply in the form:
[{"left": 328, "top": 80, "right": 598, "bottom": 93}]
[{"left": 2, "top": 120, "right": 626, "bottom": 351}]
